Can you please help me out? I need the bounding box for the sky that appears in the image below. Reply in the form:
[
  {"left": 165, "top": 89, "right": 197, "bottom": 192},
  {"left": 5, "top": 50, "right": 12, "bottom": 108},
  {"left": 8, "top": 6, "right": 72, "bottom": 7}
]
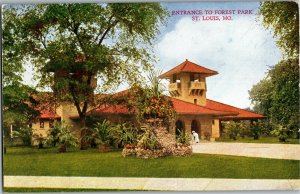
[
  {"left": 22, "top": 2, "right": 282, "bottom": 109},
  {"left": 153, "top": 2, "right": 282, "bottom": 108}
]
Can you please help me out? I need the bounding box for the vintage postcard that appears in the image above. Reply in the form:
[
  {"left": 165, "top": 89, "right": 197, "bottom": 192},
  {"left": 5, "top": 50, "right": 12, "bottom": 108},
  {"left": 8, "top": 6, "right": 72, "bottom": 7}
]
[{"left": 2, "top": 0, "right": 299, "bottom": 192}]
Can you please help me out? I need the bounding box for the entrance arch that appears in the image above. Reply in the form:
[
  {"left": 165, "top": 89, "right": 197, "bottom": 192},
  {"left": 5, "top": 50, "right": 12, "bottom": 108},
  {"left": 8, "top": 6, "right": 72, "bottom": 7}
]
[
  {"left": 191, "top": 120, "right": 200, "bottom": 135},
  {"left": 175, "top": 120, "right": 185, "bottom": 137}
]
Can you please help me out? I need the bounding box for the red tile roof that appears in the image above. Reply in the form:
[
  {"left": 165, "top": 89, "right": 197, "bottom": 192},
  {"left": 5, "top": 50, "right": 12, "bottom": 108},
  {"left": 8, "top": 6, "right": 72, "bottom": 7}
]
[
  {"left": 88, "top": 94, "right": 237, "bottom": 117},
  {"left": 159, "top": 59, "right": 218, "bottom": 78},
  {"left": 89, "top": 104, "right": 131, "bottom": 115},
  {"left": 88, "top": 96, "right": 264, "bottom": 119},
  {"left": 39, "top": 109, "right": 61, "bottom": 119},
  {"left": 170, "top": 98, "right": 237, "bottom": 116},
  {"left": 205, "top": 99, "right": 265, "bottom": 120}
]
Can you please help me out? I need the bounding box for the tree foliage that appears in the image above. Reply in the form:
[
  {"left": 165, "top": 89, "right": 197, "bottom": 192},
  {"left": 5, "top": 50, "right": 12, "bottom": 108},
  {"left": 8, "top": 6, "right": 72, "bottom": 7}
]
[
  {"left": 259, "top": 1, "right": 299, "bottom": 58},
  {"left": 249, "top": 58, "right": 299, "bottom": 134},
  {"left": 3, "top": 83, "right": 40, "bottom": 132},
  {"left": 250, "top": 2, "right": 299, "bottom": 139},
  {"left": 3, "top": 4, "right": 168, "bottom": 128},
  {"left": 127, "top": 70, "right": 176, "bottom": 123}
]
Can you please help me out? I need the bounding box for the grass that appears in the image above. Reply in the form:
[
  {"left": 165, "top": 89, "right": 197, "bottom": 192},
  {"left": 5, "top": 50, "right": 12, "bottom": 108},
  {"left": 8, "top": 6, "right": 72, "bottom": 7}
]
[
  {"left": 3, "top": 147, "right": 300, "bottom": 179},
  {"left": 216, "top": 136, "right": 300, "bottom": 144}
]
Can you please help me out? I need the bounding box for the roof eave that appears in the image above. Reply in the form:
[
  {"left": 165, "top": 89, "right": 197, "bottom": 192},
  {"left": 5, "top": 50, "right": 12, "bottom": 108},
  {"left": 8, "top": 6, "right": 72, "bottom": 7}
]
[{"left": 159, "top": 71, "right": 218, "bottom": 79}]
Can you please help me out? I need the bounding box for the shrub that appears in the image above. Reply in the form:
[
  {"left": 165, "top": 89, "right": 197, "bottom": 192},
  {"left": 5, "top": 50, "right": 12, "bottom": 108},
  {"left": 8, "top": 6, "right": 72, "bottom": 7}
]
[
  {"left": 46, "top": 121, "right": 79, "bottom": 152},
  {"left": 224, "top": 122, "right": 239, "bottom": 140},
  {"left": 110, "top": 123, "right": 143, "bottom": 148},
  {"left": 32, "top": 133, "right": 45, "bottom": 149},
  {"left": 250, "top": 121, "right": 261, "bottom": 140},
  {"left": 238, "top": 121, "right": 251, "bottom": 138},
  {"left": 259, "top": 120, "right": 273, "bottom": 136},
  {"left": 12, "top": 126, "right": 32, "bottom": 146},
  {"left": 176, "top": 130, "right": 190, "bottom": 145},
  {"left": 137, "top": 131, "right": 161, "bottom": 150},
  {"left": 91, "top": 120, "right": 112, "bottom": 146},
  {"left": 271, "top": 124, "right": 291, "bottom": 142},
  {"left": 46, "top": 121, "right": 61, "bottom": 147}
]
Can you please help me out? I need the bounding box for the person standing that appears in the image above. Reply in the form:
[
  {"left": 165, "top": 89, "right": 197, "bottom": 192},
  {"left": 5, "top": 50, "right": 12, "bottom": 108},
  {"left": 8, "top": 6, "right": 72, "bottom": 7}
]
[{"left": 192, "top": 131, "right": 200, "bottom": 143}]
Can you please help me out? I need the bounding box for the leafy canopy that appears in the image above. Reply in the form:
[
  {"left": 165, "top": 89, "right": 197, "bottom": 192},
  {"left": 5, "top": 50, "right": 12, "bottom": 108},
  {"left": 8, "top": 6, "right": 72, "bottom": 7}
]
[
  {"left": 3, "top": 3, "right": 168, "bottom": 121},
  {"left": 249, "top": 58, "right": 299, "bottom": 133},
  {"left": 250, "top": 2, "right": 299, "bottom": 138},
  {"left": 259, "top": 1, "right": 299, "bottom": 58}
]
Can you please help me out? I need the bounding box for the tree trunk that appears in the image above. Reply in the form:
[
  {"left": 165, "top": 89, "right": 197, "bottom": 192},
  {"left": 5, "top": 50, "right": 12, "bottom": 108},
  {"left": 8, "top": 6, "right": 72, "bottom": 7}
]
[{"left": 79, "top": 116, "right": 89, "bottom": 150}]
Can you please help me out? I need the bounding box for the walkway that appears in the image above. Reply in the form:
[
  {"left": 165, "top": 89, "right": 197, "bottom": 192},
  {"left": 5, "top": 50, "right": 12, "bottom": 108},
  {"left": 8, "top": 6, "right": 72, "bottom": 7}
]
[
  {"left": 4, "top": 176, "right": 300, "bottom": 191},
  {"left": 192, "top": 142, "right": 300, "bottom": 160}
]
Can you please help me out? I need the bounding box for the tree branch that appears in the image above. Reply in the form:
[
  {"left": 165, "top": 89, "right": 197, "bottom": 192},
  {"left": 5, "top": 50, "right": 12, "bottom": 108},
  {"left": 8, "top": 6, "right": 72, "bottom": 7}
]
[
  {"left": 69, "top": 81, "right": 83, "bottom": 117},
  {"left": 98, "top": 20, "right": 119, "bottom": 46}
]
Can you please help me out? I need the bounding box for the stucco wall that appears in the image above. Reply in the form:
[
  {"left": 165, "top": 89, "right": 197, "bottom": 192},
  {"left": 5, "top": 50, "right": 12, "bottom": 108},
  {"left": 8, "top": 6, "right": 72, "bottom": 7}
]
[
  {"left": 32, "top": 119, "right": 52, "bottom": 138},
  {"left": 175, "top": 115, "right": 214, "bottom": 139},
  {"left": 173, "top": 72, "right": 207, "bottom": 106},
  {"left": 211, "top": 119, "right": 220, "bottom": 139}
]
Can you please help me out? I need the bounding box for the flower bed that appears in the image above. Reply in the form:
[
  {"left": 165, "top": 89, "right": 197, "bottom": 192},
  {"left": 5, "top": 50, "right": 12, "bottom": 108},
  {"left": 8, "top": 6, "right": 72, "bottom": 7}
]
[
  {"left": 171, "top": 144, "right": 193, "bottom": 156},
  {"left": 122, "top": 144, "right": 192, "bottom": 158},
  {"left": 122, "top": 147, "right": 168, "bottom": 159}
]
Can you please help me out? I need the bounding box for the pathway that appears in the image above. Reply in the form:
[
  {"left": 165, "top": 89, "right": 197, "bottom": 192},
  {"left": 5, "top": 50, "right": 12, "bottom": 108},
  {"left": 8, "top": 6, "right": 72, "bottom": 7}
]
[
  {"left": 192, "top": 142, "right": 300, "bottom": 160},
  {"left": 4, "top": 176, "right": 300, "bottom": 191}
]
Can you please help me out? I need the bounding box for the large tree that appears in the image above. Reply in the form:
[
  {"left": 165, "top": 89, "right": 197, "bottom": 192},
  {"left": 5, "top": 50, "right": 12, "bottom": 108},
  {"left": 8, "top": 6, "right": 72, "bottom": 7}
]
[
  {"left": 249, "top": 1, "right": 299, "bottom": 136},
  {"left": 249, "top": 59, "right": 299, "bottom": 132},
  {"left": 259, "top": 1, "right": 299, "bottom": 58},
  {"left": 3, "top": 8, "right": 40, "bottom": 137},
  {"left": 3, "top": 4, "right": 168, "bottom": 134}
]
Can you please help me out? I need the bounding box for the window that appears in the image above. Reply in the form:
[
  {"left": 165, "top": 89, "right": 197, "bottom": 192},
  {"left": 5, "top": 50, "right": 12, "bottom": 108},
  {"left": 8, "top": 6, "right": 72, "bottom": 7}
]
[
  {"left": 194, "top": 99, "right": 197, "bottom": 104},
  {"left": 40, "top": 121, "right": 44, "bottom": 128},
  {"left": 212, "top": 120, "right": 215, "bottom": 125},
  {"left": 200, "top": 90, "right": 204, "bottom": 96},
  {"left": 172, "top": 74, "right": 177, "bottom": 83}
]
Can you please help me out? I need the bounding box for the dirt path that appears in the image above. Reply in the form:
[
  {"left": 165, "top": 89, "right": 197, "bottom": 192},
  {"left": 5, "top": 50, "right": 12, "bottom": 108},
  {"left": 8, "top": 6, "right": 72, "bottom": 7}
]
[{"left": 192, "top": 142, "right": 300, "bottom": 160}]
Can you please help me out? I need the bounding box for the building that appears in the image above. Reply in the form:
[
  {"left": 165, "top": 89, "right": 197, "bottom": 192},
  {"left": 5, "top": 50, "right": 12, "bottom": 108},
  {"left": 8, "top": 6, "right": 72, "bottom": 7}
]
[{"left": 33, "top": 59, "right": 264, "bottom": 141}]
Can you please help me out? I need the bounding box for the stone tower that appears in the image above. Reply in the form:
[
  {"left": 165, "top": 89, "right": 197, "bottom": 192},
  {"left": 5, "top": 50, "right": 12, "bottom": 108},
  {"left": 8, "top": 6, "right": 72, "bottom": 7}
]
[{"left": 159, "top": 59, "right": 218, "bottom": 106}]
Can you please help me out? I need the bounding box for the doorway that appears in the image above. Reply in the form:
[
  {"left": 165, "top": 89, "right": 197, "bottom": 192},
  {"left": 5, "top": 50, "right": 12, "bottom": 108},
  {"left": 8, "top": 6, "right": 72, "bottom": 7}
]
[
  {"left": 175, "top": 120, "right": 185, "bottom": 137},
  {"left": 191, "top": 120, "right": 200, "bottom": 135}
]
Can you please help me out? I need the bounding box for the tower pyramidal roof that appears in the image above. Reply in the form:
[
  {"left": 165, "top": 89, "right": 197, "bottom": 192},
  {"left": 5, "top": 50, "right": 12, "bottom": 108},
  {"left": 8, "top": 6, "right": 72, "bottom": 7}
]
[{"left": 159, "top": 59, "right": 218, "bottom": 78}]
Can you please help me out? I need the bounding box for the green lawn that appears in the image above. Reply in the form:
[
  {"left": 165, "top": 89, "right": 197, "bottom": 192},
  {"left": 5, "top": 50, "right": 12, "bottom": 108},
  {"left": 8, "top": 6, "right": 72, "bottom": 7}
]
[
  {"left": 216, "top": 136, "right": 300, "bottom": 144},
  {"left": 3, "top": 147, "right": 300, "bottom": 179}
]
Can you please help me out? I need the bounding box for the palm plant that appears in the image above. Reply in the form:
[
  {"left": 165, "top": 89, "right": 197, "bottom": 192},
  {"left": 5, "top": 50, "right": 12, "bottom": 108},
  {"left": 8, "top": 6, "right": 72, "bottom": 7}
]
[
  {"left": 147, "top": 70, "right": 165, "bottom": 99},
  {"left": 90, "top": 120, "right": 112, "bottom": 152},
  {"left": 176, "top": 130, "right": 191, "bottom": 146},
  {"left": 46, "top": 121, "right": 79, "bottom": 152},
  {"left": 137, "top": 130, "right": 161, "bottom": 150},
  {"left": 57, "top": 126, "right": 79, "bottom": 152}
]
